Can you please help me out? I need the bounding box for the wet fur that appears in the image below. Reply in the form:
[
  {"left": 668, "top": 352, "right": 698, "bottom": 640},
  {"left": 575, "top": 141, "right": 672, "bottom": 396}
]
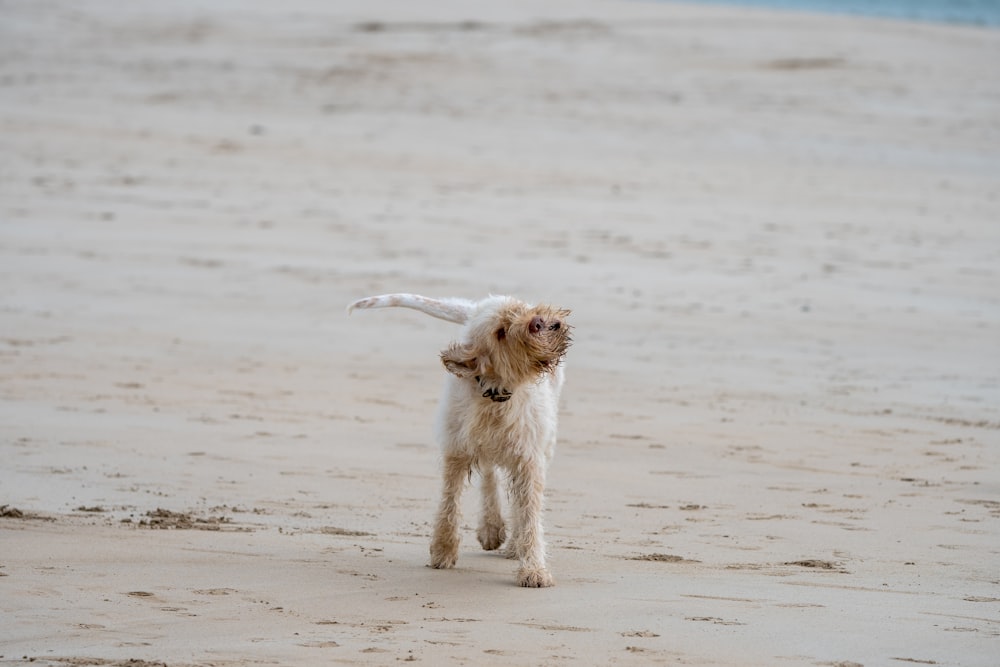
[{"left": 348, "top": 294, "right": 571, "bottom": 587}]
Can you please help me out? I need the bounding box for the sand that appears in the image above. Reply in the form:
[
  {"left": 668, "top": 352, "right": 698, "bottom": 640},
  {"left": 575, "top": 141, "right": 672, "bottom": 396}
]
[{"left": 1, "top": 0, "right": 998, "bottom": 665}]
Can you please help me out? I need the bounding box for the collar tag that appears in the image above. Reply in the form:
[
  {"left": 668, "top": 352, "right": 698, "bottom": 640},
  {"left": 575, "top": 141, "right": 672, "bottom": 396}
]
[{"left": 475, "top": 376, "right": 512, "bottom": 402}]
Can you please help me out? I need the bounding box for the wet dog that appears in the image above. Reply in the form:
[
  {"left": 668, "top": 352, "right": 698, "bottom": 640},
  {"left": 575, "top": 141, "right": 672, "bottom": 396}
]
[{"left": 348, "top": 294, "right": 571, "bottom": 587}]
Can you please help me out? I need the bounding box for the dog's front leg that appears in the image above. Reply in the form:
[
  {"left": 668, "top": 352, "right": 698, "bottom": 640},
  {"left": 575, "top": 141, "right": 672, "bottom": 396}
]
[
  {"left": 510, "top": 461, "right": 554, "bottom": 587},
  {"left": 430, "top": 454, "right": 471, "bottom": 569}
]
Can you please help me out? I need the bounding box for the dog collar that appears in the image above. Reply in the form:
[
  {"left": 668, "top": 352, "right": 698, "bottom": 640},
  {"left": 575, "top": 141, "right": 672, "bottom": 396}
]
[{"left": 474, "top": 376, "right": 512, "bottom": 403}]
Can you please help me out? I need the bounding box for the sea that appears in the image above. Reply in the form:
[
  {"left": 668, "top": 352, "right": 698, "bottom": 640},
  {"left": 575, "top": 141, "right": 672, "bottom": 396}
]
[{"left": 674, "top": 0, "right": 1000, "bottom": 26}]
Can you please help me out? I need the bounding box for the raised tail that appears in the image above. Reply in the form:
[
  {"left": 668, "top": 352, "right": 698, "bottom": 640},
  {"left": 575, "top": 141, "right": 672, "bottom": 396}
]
[{"left": 346, "top": 293, "right": 475, "bottom": 324}]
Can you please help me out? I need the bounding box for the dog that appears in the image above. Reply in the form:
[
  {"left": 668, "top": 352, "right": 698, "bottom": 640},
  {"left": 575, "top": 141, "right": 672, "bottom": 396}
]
[{"left": 348, "top": 293, "right": 572, "bottom": 587}]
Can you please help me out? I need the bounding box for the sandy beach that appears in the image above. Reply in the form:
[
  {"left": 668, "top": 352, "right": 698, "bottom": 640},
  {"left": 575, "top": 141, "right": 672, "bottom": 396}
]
[{"left": 2, "top": 0, "right": 998, "bottom": 664}]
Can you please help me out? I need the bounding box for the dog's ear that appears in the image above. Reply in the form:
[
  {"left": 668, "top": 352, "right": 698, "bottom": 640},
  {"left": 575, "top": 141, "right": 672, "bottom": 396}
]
[{"left": 441, "top": 342, "right": 481, "bottom": 378}]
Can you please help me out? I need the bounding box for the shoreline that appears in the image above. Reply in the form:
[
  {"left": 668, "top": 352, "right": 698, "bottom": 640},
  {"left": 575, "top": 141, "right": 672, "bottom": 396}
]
[{"left": 663, "top": 0, "right": 1000, "bottom": 27}]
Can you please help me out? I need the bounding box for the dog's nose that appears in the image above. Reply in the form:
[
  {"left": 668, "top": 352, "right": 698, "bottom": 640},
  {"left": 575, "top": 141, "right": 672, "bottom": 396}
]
[{"left": 530, "top": 316, "right": 545, "bottom": 333}]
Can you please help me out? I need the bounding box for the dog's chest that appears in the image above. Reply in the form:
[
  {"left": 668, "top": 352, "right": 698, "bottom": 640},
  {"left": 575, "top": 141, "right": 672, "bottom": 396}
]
[{"left": 460, "top": 385, "right": 557, "bottom": 461}]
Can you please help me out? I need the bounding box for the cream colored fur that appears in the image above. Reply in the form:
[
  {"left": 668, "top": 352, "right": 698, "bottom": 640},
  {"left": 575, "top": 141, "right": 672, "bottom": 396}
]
[{"left": 348, "top": 293, "right": 572, "bottom": 587}]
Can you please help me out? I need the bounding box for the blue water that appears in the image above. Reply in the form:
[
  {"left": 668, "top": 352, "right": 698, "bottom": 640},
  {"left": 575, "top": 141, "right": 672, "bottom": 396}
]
[{"left": 678, "top": 0, "right": 1000, "bottom": 26}]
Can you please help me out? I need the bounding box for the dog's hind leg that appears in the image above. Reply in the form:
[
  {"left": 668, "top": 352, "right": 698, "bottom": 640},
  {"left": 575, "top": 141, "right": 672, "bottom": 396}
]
[
  {"left": 476, "top": 466, "right": 506, "bottom": 551},
  {"left": 430, "top": 454, "right": 472, "bottom": 569}
]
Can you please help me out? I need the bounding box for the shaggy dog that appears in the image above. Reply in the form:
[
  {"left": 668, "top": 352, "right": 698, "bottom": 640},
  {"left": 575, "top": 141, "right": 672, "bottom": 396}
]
[{"left": 348, "top": 293, "right": 572, "bottom": 587}]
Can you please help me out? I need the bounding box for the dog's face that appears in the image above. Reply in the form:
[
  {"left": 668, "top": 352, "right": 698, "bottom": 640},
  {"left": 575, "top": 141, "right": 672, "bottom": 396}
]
[{"left": 440, "top": 299, "right": 571, "bottom": 388}]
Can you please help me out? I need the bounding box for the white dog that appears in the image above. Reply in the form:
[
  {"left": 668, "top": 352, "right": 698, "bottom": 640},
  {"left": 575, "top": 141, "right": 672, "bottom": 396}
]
[{"left": 348, "top": 293, "right": 572, "bottom": 587}]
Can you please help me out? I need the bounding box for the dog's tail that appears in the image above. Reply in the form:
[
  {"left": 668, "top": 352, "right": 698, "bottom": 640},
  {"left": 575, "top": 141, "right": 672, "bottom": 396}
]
[{"left": 347, "top": 293, "right": 475, "bottom": 324}]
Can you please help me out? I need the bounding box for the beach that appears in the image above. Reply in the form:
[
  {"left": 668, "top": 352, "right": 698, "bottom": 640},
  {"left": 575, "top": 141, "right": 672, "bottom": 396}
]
[{"left": 1, "top": 0, "right": 998, "bottom": 665}]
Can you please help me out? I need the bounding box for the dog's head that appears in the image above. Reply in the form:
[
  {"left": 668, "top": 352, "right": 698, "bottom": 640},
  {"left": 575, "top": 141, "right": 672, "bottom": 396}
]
[{"left": 440, "top": 297, "right": 571, "bottom": 388}]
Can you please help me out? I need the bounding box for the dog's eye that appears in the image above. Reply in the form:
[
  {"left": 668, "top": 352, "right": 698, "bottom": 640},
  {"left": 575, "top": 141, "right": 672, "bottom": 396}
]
[{"left": 496, "top": 327, "right": 506, "bottom": 341}]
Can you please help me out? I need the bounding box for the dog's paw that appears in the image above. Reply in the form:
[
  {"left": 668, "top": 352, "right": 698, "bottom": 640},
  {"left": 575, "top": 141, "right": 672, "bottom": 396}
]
[
  {"left": 477, "top": 521, "right": 506, "bottom": 551},
  {"left": 429, "top": 543, "right": 459, "bottom": 569},
  {"left": 517, "top": 566, "right": 554, "bottom": 588},
  {"left": 429, "top": 553, "right": 458, "bottom": 569}
]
